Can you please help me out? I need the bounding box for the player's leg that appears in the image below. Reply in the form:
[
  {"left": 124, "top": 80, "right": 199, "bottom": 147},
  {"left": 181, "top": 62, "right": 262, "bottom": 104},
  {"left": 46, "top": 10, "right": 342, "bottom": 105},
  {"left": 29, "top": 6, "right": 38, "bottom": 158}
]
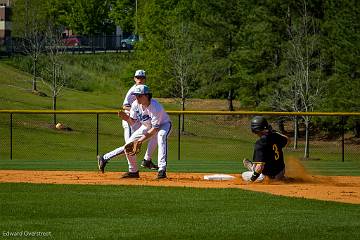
[
  {"left": 123, "top": 121, "right": 142, "bottom": 175},
  {"left": 156, "top": 122, "right": 172, "bottom": 178},
  {"left": 141, "top": 136, "right": 158, "bottom": 170},
  {"left": 144, "top": 136, "right": 157, "bottom": 160},
  {"left": 98, "top": 123, "right": 140, "bottom": 173},
  {"left": 98, "top": 144, "right": 127, "bottom": 173},
  {"left": 273, "top": 168, "right": 285, "bottom": 180},
  {"left": 241, "top": 171, "right": 265, "bottom": 182},
  {"left": 122, "top": 120, "right": 132, "bottom": 142},
  {"left": 119, "top": 125, "right": 149, "bottom": 174}
]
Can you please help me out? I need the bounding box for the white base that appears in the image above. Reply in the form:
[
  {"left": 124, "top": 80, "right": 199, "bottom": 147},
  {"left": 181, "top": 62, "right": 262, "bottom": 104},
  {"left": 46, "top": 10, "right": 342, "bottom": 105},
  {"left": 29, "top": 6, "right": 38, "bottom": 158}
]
[{"left": 204, "top": 174, "right": 236, "bottom": 181}]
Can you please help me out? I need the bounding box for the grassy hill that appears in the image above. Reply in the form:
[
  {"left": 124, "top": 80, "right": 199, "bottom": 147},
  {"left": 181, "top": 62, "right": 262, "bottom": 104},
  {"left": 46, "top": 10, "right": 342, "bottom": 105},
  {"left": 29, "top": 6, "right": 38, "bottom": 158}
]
[{"left": 0, "top": 57, "right": 241, "bottom": 111}]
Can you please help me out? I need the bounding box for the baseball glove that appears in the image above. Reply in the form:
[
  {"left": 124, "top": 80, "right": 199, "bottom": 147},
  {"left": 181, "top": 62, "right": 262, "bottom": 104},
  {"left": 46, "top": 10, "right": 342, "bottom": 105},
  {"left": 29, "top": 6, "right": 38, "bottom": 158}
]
[{"left": 124, "top": 141, "right": 142, "bottom": 156}]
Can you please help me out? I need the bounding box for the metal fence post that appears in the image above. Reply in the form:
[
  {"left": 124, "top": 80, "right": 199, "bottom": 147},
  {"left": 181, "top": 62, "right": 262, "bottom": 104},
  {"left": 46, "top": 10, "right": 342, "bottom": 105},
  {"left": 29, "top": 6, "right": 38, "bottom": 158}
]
[
  {"left": 341, "top": 116, "right": 345, "bottom": 162},
  {"left": 178, "top": 114, "right": 181, "bottom": 161},
  {"left": 10, "top": 113, "right": 12, "bottom": 160},
  {"left": 96, "top": 113, "right": 99, "bottom": 156}
]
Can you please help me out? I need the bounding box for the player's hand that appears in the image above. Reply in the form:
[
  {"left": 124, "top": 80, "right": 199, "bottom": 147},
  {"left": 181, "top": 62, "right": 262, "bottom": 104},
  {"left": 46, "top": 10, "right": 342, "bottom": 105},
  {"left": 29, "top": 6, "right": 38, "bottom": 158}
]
[{"left": 118, "top": 110, "right": 127, "bottom": 120}]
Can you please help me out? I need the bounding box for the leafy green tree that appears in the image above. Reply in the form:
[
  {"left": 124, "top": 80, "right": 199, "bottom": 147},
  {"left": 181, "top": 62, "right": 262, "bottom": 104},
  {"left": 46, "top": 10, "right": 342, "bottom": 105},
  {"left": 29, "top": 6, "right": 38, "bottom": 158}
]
[
  {"left": 191, "top": 0, "right": 247, "bottom": 109},
  {"left": 62, "top": 0, "right": 114, "bottom": 35},
  {"left": 135, "top": 0, "right": 195, "bottom": 96},
  {"left": 109, "top": 0, "right": 136, "bottom": 34},
  {"left": 322, "top": 0, "right": 360, "bottom": 112},
  {"left": 318, "top": 0, "right": 360, "bottom": 137},
  {"left": 231, "top": 0, "right": 290, "bottom": 108}
]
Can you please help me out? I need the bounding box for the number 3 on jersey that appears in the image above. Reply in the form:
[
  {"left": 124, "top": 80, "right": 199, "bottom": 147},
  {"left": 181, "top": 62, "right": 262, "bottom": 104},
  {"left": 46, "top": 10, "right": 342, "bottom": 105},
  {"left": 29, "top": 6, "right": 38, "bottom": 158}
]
[{"left": 272, "top": 144, "right": 280, "bottom": 160}]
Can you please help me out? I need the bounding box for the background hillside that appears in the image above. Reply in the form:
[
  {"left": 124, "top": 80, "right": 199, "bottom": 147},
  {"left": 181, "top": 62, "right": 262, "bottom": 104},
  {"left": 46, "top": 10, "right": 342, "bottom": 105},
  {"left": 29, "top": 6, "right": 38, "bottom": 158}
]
[{"left": 1, "top": 55, "right": 243, "bottom": 111}]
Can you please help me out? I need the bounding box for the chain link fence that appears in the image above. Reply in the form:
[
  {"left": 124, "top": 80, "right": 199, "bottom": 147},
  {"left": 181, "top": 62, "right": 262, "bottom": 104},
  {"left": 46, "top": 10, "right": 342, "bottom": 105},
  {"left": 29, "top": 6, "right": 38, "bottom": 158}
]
[
  {"left": 1, "top": 35, "right": 139, "bottom": 56},
  {"left": 0, "top": 110, "right": 359, "bottom": 172}
]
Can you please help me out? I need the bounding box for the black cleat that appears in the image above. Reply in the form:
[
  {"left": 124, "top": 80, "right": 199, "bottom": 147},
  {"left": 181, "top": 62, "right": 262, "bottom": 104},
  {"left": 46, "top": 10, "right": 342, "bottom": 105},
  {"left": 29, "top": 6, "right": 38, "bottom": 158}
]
[
  {"left": 97, "top": 155, "right": 107, "bottom": 173},
  {"left": 157, "top": 170, "right": 167, "bottom": 179},
  {"left": 121, "top": 171, "right": 140, "bottom": 179},
  {"left": 141, "top": 159, "right": 159, "bottom": 170}
]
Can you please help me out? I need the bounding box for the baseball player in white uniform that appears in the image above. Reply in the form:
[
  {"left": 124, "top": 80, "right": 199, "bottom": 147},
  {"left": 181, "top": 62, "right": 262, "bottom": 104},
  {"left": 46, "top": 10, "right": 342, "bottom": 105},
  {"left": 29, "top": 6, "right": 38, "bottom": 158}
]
[
  {"left": 98, "top": 84, "right": 172, "bottom": 179},
  {"left": 121, "top": 70, "right": 158, "bottom": 170}
]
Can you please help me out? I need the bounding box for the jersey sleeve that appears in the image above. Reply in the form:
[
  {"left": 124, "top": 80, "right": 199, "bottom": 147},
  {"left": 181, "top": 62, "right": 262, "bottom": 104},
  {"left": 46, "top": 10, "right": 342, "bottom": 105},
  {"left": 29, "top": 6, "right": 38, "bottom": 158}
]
[
  {"left": 253, "top": 138, "right": 267, "bottom": 163},
  {"left": 276, "top": 132, "right": 289, "bottom": 148},
  {"left": 123, "top": 86, "right": 135, "bottom": 108},
  {"left": 129, "top": 101, "right": 139, "bottom": 120}
]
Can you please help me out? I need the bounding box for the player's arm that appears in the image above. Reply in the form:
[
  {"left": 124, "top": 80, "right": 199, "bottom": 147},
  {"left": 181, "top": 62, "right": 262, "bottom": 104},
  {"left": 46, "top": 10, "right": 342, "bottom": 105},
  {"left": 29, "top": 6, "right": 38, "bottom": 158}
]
[
  {"left": 137, "top": 127, "right": 159, "bottom": 144},
  {"left": 275, "top": 131, "right": 290, "bottom": 147},
  {"left": 250, "top": 162, "right": 265, "bottom": 182},
  {"left": 118, "top": 111, "right": 136, "bottom": 126},
  {"left": 120, "top": 100, "right": 140, "bottom": 126},
  {"left": 283, "top": 134, "right": 290, "bottom": 147},
  {"left": 137, "top": 107, "right": 162, "bottom": 143}
]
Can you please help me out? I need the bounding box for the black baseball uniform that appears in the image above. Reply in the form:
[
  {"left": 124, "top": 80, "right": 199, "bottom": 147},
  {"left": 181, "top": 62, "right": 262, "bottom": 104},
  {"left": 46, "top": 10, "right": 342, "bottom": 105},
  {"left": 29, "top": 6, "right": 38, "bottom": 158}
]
[{"left": 252, "top": 131, "right": 288, "bottom": 178}]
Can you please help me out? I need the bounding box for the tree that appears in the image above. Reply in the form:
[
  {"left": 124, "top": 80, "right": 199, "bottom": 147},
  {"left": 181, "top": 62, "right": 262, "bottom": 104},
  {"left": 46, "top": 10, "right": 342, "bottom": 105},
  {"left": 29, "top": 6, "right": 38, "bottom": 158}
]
[
  {"left": 41, "top": 23, "right": 68, "bottom": 126},
  {"left": 109, "top": 0, "right": 136, "bottom": 34},
  {"left": 165, "top": 21, "right": 202, "bottom": 131},
  {"left": 135, "top": 0, "right": 195, "bottom": 97},
  {"left": 62, "top": 0, "right": 114, "bottom": 36},
  {"left": 321, "top": 0, "right": 360, "bottom": 136},
  {"left": 280, "top": 1, "right": 325, "bottom": 157},
  {"left": 12, "top": 0, "right": 49, "bottom": 93},
  {"left": 192, "top": 0, "right": 246, "bottom": 108},
  {"left": 232, "top": 0, "right": 289, "bottom": 108}
]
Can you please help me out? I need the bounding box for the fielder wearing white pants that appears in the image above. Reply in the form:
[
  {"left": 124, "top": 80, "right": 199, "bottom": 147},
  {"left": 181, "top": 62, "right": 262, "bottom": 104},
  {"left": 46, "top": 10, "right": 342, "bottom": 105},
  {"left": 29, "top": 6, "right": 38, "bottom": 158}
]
[
  {"left": 122, "top": 76, "right": 157, "bottom": 166},
  {"left": 104, "top": 122, "right": 171, "bottom": 172},
  {"left": 107, "top": 85, "right": 172, "bottom": 177}
]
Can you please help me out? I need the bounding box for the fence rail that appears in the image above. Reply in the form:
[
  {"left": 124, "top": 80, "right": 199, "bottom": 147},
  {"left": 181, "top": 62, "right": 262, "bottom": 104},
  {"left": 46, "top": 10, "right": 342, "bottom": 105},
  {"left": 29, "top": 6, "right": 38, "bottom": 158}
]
[
  {"left": 1, "top": 110, "right": 359, "bottom": 164},
  {"left": 1, "top": 109, "right": 360, "bottom": 116}
]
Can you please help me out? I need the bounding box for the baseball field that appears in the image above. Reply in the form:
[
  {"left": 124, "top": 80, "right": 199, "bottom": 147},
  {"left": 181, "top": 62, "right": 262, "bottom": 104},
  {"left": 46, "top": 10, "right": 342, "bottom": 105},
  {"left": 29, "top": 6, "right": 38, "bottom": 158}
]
[{"left": 1, "top": 63, "right": 360, "bottom": 239}]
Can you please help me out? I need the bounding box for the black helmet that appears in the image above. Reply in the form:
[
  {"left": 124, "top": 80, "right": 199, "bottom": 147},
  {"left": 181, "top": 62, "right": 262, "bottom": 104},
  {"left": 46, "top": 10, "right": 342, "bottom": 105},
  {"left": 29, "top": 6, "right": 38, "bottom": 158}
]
[{"left": 251, "top": 116, "right": 269, "bottom": 133}]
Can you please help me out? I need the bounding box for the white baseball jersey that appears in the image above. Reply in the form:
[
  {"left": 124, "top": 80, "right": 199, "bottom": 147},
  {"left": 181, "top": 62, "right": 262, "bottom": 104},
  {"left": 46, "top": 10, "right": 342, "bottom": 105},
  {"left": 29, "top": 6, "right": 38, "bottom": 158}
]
[
  {"left": 122, "top": 85, "right": 137, "bottom": 114},
  {"left": 129, "top": 99, "right": 171, "bottom": 129}
]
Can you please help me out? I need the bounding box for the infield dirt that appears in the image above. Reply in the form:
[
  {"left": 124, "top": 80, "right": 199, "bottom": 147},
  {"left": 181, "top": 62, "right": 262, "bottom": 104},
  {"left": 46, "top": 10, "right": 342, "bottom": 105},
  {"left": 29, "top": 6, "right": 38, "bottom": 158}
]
[{"left": 0, "top": 159, "right": 359, "bottom": 204}]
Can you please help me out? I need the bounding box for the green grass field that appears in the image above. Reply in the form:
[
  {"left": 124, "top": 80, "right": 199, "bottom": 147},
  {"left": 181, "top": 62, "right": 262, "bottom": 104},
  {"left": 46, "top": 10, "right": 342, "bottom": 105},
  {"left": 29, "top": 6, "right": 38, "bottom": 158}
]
[
  {"left": 1, "top": 59, "right": 360, "bottom": 240},
  {"left": 1, "top": 183, "right": 359, "bottom": 240}
]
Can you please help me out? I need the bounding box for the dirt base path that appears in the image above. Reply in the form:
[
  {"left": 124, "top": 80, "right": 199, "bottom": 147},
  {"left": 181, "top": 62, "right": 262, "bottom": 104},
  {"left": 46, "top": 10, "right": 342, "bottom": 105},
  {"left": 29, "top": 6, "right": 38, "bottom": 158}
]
[{"left": 0, "top": 170, "right": 359, "bottom": 204}]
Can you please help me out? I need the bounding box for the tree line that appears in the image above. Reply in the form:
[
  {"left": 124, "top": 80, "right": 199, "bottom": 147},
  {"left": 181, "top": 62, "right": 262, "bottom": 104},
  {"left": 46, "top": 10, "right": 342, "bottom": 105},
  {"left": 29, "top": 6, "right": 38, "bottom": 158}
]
[{"left": 9, "top": 0, "right": 360, "bottom": 145}]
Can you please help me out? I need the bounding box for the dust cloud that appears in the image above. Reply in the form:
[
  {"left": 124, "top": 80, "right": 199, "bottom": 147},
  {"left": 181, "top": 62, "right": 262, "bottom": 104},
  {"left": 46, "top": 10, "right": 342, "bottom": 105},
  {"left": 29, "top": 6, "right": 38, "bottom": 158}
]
[{"left": 285, "top": 157, "right": 314, "bottom": 182}]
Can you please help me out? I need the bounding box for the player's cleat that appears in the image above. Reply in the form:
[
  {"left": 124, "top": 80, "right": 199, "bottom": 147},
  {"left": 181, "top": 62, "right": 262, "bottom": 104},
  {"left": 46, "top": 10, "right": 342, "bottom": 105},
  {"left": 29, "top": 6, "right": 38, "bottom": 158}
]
[
  {"left": 243, "top": 158, "right": 253, "bottom": 171},
  {"left": 121, "top": 171, "right": 140, "bottom": 178},
  {"left": 141, "top": 159, "right": 159, "bottom": 170},
  {"left": 157, "top": 170, "right": 167, "bottom": 179},
  {"left": 97, "top": 155, "right": 107, "bottom": 173}
]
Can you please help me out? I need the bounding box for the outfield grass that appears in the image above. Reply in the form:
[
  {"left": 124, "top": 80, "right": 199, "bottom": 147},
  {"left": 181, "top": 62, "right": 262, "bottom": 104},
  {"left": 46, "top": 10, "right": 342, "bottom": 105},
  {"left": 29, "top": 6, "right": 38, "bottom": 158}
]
[{"left": 0, "top": 183, "right": 359, "bottom": 240}]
